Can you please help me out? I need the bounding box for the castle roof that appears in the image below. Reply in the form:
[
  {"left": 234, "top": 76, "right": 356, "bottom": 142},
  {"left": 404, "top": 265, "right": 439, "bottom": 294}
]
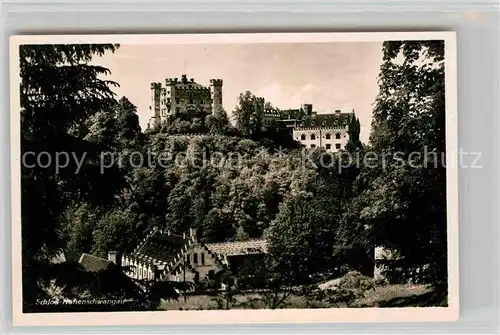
[
  {"left": 206, "top": 239, "right": 268, "bottom": 257},
  {"left": 280, "top": 108, "right": 304, "bottom": 120},
  {"left": 78, "top": 253, "right": 113, "bottom": 272},
  {"left": 171, "top": 81, "right": 208, "bottom": 90},
  {"left": 300, "top": 111, "right": 355, "bottom": 128},
  {"left": 264, "top": 109, "right": 281, "bottom": 118}
]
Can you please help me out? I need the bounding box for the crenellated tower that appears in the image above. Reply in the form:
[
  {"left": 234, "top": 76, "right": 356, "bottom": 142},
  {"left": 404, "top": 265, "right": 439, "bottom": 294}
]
[
  {"left": 210, "top": 79, "right": 223, "bottom": 113},
  {"left": 150, "top": 82, "right": 162, "bottom": 128}
]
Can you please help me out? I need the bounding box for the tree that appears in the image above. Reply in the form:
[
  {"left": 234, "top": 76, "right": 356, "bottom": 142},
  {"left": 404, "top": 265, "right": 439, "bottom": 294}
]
[
  {"left": 266, "top": 190, "right": 341, "bottom": 285},
  {"left": 205, "top": 108, "right": 233, "bottom": 135},
  {"left": 91, "top": 208, "right": 137, "bottom": 257},
  {"left": 115, "top": 96, "right": 142, "bottom": 145},
  {"left": 233, "top": 91, "right": 265, "bottom": 138},
  {"left": 20, "top": 44, "right": 122, "bottom": 310},
  {"left": 357, "top": 40, "right": 447, "bottom": 295}
]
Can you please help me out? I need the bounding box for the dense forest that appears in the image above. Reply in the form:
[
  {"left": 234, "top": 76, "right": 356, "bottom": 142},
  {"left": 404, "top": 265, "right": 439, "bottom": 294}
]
[{"left": 20, "top": 40, "right": 447, "bottom": 311}]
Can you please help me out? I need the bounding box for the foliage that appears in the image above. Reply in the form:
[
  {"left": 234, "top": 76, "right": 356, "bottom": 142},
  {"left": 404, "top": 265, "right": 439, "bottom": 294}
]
[
  {"left": 21, "top": 40, "right": 449, "bottom": 311},
  {"left": 233, "top": 91, "right": 265, "bottom": 138},
  {"left": 20, "top": 44, "right": 122, "bottom": 310},
  {"left": 314, "top": 271, "right": 375, "bottom": 307},
  {"left": 338, "top": 41, "right": 447, "bottom": 295},
  {"left": 91, "top": 208, "right": 137, "bottom": 257}
]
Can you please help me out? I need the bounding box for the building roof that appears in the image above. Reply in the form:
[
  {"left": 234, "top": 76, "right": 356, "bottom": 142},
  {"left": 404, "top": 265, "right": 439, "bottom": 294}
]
[
  {"left": 165, "top": 75, "right": 211, "bottom": 91},
  {"left": 300, "top": 112, "right": 355, "bottom": 128},
  {"left": 206, "top": 239, "right": 268, "bottom": 257},
  {"left": 264, "top": 108, "right": 281, "bottom": 118},
  {"left": 126, "top": 228, "right": 268, "bottom": 274},
  {"left": 280, "top": 108, "right": 304, "bottom": 120},
  {"left": 170, "top": 81, "right": 208, "bottom": 90},
  {"left": 78, "top": 253, "right": 113, "bottom": 272},
  {"left": 132, "top": 230, "right": 190, "bottom": 266}
]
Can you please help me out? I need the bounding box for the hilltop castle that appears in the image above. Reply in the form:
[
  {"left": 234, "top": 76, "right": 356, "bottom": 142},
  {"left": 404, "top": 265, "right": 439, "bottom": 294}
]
[
  {"left": 148, "top": 75, "right": 360, "bottom": 152},
  {"left": 264, "top": 103, "right": 361, "bottom": 152},
  {"left": 149, "top": 74, "right": 222, "bottom": 128}
]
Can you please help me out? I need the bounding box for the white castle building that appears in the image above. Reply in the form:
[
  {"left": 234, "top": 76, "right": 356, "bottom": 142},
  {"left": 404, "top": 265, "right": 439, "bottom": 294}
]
[
  {"left": 271, "top": 104, "right": 361, "bottom": 153},
  {"left": 149, "top": 74, "right": 222, "bottom": 128}
]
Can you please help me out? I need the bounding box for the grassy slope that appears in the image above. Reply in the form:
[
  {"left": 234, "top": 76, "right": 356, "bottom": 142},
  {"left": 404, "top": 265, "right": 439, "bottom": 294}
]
[{"left": 160, "top": 284, "right": 438, "bottom": 310}]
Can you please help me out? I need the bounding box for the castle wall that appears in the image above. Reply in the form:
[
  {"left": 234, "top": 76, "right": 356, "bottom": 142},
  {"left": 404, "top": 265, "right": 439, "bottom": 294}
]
[
  {"left": 150, "top": 76, "right": 220, "bottom": 125},
  {"left": 293, "top": 126, "right": 350, "bottom": 152}
]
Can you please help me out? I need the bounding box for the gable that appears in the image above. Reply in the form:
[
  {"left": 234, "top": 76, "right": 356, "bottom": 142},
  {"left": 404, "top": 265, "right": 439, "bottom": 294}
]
[{"left": 132, "top": 230, "right": 190, "bottom": 265}]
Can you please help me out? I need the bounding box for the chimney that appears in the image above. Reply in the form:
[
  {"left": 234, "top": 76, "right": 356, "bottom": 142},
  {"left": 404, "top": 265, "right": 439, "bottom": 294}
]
[
  {"left": 108, "top": 251, "right": 121, "bottom": 267},
  {"left": 189, "top": 227, "right": 197, "bottom": 240}
]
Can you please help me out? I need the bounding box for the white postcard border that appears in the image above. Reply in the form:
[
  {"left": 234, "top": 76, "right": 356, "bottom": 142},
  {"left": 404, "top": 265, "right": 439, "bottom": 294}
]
[{"left": 9, "top": 31, "right": 459, "bottom": 327}]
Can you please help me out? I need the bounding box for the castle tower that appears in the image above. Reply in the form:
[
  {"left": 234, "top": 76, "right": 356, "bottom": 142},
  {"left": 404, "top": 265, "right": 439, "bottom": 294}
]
[
  {"left": 209, "top": 79, "right": 223, "bottom": 114},
  {"left": 165, "top": 77, "right": 177, "bottom": 117},
  {"left": 150, "top": 82, "right": 162, "bottom": 127}
]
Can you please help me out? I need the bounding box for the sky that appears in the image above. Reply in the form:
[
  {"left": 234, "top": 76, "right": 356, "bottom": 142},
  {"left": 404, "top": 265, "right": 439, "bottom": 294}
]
[{"left": 95, "top": 42, "right": 383, "bottom": 144}]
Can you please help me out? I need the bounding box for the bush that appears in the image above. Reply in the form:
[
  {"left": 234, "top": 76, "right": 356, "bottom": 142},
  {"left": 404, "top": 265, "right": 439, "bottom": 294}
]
[{"left": 310, "top": 271, "right": 375, "bottom": 307}]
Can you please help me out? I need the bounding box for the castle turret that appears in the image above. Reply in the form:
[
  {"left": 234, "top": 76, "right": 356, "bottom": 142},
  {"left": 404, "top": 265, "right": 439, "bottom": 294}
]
[
  {"left": 150, "top": 82, "right": 162, "bottom": 127},
  {"left": 210, "top": 79, "right": 223, "bottom": 114}
]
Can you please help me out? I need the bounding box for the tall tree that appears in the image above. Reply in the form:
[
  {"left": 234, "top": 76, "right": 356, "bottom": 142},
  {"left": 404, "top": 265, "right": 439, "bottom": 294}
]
[
  {"left": 20, "top": 44, "right": 122, "bottom": 310},
  {"left": 115, "top": 96, "right": 142, "bottom": 145},
  {"left": 233, "top": 91, "right": 265, "bottom": 138},
  {"left": 360, "top": 40, "right": 447, "bottom": 294},
  {"left": 205, "top": 107, "right": 233, "bottom": 135}
]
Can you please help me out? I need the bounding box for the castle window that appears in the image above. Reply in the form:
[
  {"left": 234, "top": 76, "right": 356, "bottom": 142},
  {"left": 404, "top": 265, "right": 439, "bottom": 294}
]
[
  {"left": 201, "top": 253, "right": 205, "bottom": 265},
  {"left": 310, "top": 144, "right": 316, "bottom": 148},
  {"left": 167, "top": 98, "right": 171, "bottom": 103},
  {"left": 311, "top": 134, "right": 316, "bottom": 140},
  {"left": 176, "top": 107, "right": 180, "bottom": 113},
  {"left": 186, "top": 254, "right": 190, "bottom": 264},
  {"left": 193, "top": 253, "right": 198, "bottom": 264},
  {"left": 335, "top": 144, "right": 341, "bottom": 149},
  {"left": 325, "top": 133, "right": 331, "bottom": 139},
  {"left": 325, "top": 144, "right": 332, "bottom": 150},
  {"left": 335, "top": 133, "right": 341, "bottom": 139},
  {"left": 189, "top": 98, "right": 194, "bottom": 104},
  {"left": 300, "top": 134, "right": 306, "bottom": 141},
  {"left": 176, "top": 99, "right": 180, "bottom": 104}
]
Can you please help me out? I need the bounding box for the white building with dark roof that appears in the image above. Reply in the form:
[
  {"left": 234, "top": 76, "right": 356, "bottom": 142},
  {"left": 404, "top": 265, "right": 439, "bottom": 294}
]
[
  {"left": 121, "top": 227, "right": 267, "bottom": 286},
  {"left": 260, "top": 102, "right": 361, "bottom": 152}
]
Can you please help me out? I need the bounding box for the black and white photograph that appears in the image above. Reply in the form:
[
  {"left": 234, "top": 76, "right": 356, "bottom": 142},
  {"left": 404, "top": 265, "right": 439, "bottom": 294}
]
[{"left": 10, "top": 32, "right": 458, "bottom": 325}]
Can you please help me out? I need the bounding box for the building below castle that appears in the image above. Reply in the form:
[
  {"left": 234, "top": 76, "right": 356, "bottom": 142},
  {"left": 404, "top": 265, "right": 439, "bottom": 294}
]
[
  {"left": 266, "top": 104, "right": 361, "bottom": 153},
  {"left": 120, "top": 227, "right": 267, "bottom": 288},
  {"left": 149, "top": 74, "right": 222, "bottom": 128}
]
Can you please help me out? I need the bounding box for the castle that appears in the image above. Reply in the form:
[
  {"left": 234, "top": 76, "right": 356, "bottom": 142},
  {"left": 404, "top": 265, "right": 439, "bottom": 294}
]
[
  {"left": 149, "top": 74, "right": 222, "bottom": 127},
  {"left": 149, "top": 75, "right": 360, "bottom": 152},
  {"left": 265, "top": 104, "right": 361, "bottom": 152}
]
